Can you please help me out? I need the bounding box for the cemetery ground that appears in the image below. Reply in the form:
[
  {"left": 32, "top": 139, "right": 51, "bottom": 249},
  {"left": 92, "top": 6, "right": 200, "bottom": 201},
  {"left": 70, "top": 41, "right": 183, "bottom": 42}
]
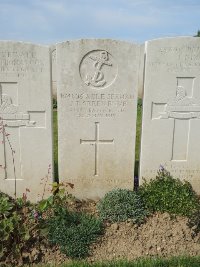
[{"left": 1, "top": 101, "right": 200, "bottom": 267}]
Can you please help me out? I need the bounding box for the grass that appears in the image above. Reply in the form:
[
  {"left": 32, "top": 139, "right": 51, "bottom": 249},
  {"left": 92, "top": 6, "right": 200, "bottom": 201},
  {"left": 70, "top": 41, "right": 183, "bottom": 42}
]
[
  {"left": 32, "top": 256, "right": 200, "bottom": 267},
  {"left": 135, "top": 99, "right": 143, "bottom": 162},
  {"left": 53, "top": 110, "right": 58, "bottom": 180},
  {"left": 134, "top": 99, "right": 142, "bottom": 180}
]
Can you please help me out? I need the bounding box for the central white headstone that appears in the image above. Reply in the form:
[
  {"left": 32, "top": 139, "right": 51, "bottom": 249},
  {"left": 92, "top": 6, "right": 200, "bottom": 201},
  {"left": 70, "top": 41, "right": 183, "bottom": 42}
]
[
  {"left": 140, "top": 37, "right": 200, "bottom": 193},
  {"left": 0, "top": 41, "right": 53, "bottom": 201},
  {"left": 57, "top": 39, "right": 141, "bottom": 199}
]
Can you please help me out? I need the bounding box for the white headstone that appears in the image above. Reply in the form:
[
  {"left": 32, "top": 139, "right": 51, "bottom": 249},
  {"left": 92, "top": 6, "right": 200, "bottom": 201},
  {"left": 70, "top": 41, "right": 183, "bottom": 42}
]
[
  {"left": 0, "top": 41, "right": 53, "bottom": 201},
  {"left": 57, "top": 39, "right": 141, "bottom": 199},
  {"left": 140, "top": 37, "right": 200, "bottom": 193}
]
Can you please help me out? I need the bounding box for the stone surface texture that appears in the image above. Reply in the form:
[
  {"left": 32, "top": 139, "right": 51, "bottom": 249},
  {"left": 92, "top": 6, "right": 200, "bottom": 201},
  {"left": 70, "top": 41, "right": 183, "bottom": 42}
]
[
  {"left": 57, "top": 39, "right": 141, "bottom": 199},
  {"left": 0, "top": 41, "right": 53, "bottom": 201},
  {"left": 140, "top": 37, "right": 200, "bottom": 192}
]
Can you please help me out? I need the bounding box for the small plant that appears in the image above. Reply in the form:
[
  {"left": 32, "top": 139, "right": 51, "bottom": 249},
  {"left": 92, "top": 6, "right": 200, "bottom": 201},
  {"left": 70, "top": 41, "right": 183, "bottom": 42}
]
[
  {"left": 37, "top": 181, "right": 74, "bottom": 214},
  {"left": 35, "top": 183, "right": 103, "bottom": 258},
  {"left": 53, "top": 98, "right": 57, "bottom": 109},
  {"left": 47, "top": 208, "right": 103, "bottom": 259},
  {"left": 97, "top": 188, "right": 148, "bottom": 223},
  {"left": 0, "top": 194, "right": 13, "bottom": 216},
  {"left": 137, "top": 98, "right": 142, "bottom": 109},
  {"left": 0, "top": 192, "right": 31, "bottom": 262},
  {"left": 139, "top": 166, "right": 200, "bottom": 217},
  {"left": 38, "top": 179, "right": 99, "bottom": 260}
]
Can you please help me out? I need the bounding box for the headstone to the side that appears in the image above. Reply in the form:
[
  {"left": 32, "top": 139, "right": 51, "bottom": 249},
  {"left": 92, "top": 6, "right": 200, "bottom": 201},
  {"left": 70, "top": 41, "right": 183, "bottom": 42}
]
[
  {"left": 57, "top": 39, "right": 141, "bottom": 199},
  {"left": 140, "top": 37, "right": 200, "bottom": 193},
  {"left": 0, "top": 41, "right": 53, "bottom": 201}
]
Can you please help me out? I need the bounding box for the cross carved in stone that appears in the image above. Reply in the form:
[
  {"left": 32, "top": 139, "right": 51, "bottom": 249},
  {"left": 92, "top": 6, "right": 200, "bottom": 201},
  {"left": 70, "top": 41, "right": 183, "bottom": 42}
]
[{"left": 80, "top": 122, "right": 114, "bottom": 176}]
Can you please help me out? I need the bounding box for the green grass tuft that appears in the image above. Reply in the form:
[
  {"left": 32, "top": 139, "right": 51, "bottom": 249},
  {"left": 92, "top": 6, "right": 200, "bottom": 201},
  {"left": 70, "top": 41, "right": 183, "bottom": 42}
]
[{"left": 31, "top": 255, "right": 200, "bottom": 267}]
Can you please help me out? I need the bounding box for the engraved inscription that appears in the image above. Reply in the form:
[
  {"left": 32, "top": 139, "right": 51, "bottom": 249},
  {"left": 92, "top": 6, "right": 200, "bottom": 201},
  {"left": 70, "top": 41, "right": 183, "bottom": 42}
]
[
  {"left": 151, "top": 77, "right": 200, "bottom": 161},
  {"left": 79, "top": 50, "right": 118, "bottom": 89},
  {"left": 149, "top": 45, "right": 200, "bottom": 73},
  {"left": 80, "top": 122, "right": 114, "bottom": 176},
  {"left": 0, "top": 50, "right": 44, "bottom": 77},
  {"left": 61, "top": 92, "right": 134, "bottom": 118},
  {"left": 143, "top": 164, "right": 200, "bottom": 180}
]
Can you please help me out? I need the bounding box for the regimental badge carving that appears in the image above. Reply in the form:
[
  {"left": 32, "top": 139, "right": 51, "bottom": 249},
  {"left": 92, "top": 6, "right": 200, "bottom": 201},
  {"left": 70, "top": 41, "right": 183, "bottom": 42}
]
[
  {"left": 151, "top": 77, "right": 200, "bottom": 161},
  {"left": 0, "top": 93, "right": 36, "bottom": 127},
  {"left": 79, "top": 50, "right": 118, "bottom": 89},
  {"left": 0, "top": 94, "right": 18, "bottom": 114},
  {"left": 160, "top": 86, "right": 200, "bottom": 119}
]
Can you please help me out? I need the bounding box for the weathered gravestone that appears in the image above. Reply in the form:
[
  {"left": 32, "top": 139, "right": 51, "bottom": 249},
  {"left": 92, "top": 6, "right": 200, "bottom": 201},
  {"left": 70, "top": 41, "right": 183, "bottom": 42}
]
[
  {"left": 140, "top": 37, "right": 200, "bottom": 193},
  {"left": 57, "top": 39, "right": 141, "bottom": 199},
  {"left": 0, "top": 41, "right": 53, "bottom": 201}
]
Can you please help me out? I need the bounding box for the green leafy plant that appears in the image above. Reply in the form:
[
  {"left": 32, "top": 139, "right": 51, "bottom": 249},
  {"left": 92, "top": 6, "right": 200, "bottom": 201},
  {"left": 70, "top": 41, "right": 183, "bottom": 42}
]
[
  {"left": 0, "top": 181, "right": 74, "bottom": 265},
  {"left": 47, "top": 208, "right": 103, "bottom": 259},
  {"left": 37, "top": 181, "right": 74, "bottom": 213},
  {"left": 36, "top": 180, "right": 99, "bottom": 259},
  {"left": 0, "top": 195, "right": 13, "bottom": 217},
  {"left": 0, "top": 193, "right": 32, "bottom": 262},
  {"left": 139, "top": 166, "right": 200, "bottom": 217},
  {"left": 97, "top": 188, "right": 148, "bottom": 223}
]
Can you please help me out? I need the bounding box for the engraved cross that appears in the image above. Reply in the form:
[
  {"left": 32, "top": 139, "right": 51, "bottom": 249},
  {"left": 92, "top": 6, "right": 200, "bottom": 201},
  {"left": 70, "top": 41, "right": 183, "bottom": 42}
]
[{"left": 80, "top": 122, "right": 114, "bottom": 176}]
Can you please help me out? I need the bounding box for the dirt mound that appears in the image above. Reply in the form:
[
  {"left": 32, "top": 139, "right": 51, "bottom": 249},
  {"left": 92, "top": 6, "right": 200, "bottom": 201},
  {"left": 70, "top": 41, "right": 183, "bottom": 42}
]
[
  {"left": 88, "top": 212, "right": 200, "bottom": 262},
  {"left": 33, "top": 203, "right": 200, "bottom": 265}
]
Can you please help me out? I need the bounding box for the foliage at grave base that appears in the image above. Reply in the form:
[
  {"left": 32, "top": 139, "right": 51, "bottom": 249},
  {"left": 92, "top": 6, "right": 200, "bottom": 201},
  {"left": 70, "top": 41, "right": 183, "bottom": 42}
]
[
  {"left": 0, "top": 192, "right": 33, "bottom": 262},
  {"left": 97, "top": 188, "right": 148, "bottom": 223},
  {"left": 139, "top": 167, "right": 200, "bottom": 217},
  {"left": 47, "top": 207, "right": 103, "bottom": 259},
  {"left": 0, "top": 183, "right": 75, "bottom": 264}
]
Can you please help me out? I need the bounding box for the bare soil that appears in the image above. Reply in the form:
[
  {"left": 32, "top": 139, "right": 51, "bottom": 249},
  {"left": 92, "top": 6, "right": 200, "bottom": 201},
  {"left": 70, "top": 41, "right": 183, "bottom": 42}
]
[{"left": 89, "top": 212, "right": 200, "bottom": 263}]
